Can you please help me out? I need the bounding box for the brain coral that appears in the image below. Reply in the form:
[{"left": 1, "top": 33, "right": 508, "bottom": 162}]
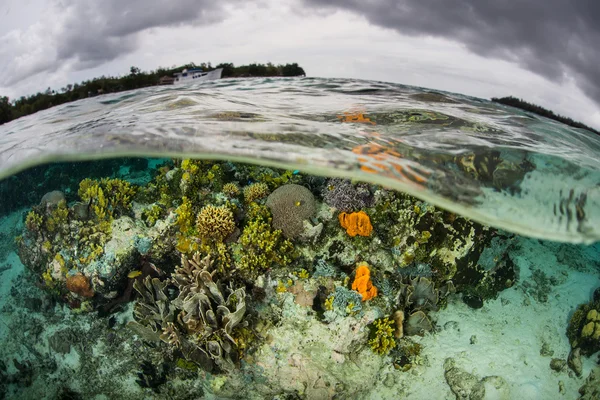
[{"left": 265, "top": 184, "right": 316, "bottom": 239}]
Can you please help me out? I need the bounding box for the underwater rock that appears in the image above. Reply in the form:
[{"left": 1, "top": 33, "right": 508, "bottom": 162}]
[
  {"left": 462, "top": 294, "right": 484, "bottom": 309},
  {"left": 136, "top": 361, "right": 168, "bottom": 394},
  {"left": 48, "top": 330, "right": 72, "bottom": 354},
  {"left": 568, "top": 347, "right": 583, "bottom": 377},
  {"left": 299, "top": 220, "right": 323, "bottom": 244},
  {"left": 266, "top": 183, "right": 316, "bottom": 239},
  {"left": 444, "top": 358, "right": 484, "bottom": 399},
  {"left": 579, "top": 367, "right": 600, "bottom": 400},
  {"left": 40, "top": 190, "right": 65, "bottom": 209},
  {"left": 549, "top": 358, "right": 567, "bottom": 372},
  {"left": 83, "top": 216, "right": 144, "bottom": 293},
  {"left": 443, "top": 358, "right": 509, "bottom": 400}
]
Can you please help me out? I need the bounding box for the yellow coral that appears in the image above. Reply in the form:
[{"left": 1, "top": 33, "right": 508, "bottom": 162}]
[
  {"left": 196, "top": 204, "right": 236, "bottom": 242},
  {"left": 324, "top": 296, "right": 334, "bottom": 311},
  {"left": 175, "top": 197, "right": 194, "bottom": 234},
  {"left": 222, "top": 182, "right": 241, "bottom": 198},
  {"left": 243, "top": 182, "right": 270, "bottom": 203},
  {"left": 582, "top": 322, "right": 595, "bottom": 337},
  {"left": 369, "top": 317, "right": 397, "bottom": 355}
]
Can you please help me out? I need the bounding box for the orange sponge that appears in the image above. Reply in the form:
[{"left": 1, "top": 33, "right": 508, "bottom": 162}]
[
  {"left": 66, "top": 273, "right": 95, "bottom": 298},
  {"left": 352, "top": 263, "right": 377, "bottom": 301},
  {"left": 338, "top": 211, "right": 373, "bottom": 237}
]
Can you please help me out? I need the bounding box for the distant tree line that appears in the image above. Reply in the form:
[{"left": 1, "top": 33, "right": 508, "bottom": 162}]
[
  {"left": 0, "top": 62, "right": 306, "bottom": 125},
  {"left": 491, "top": 96, "right": 599, "bottom": 135}
]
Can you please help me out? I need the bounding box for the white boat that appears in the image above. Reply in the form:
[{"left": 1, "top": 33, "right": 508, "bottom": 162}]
[{"left": 173, "top": 68, "right": 223, "bottom": 84}]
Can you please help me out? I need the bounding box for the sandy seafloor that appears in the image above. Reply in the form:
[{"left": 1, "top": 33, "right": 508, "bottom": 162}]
[{"left": 0, "top": 208, "right": 599, "bottom": 400}]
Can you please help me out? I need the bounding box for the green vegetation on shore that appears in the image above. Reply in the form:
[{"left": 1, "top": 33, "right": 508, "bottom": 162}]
[
  {"left": 0, "top": 62, "right": 306, "bottom": 125},
  {"left": 491, "top": 96, "right": 599, "bottom": 135}
]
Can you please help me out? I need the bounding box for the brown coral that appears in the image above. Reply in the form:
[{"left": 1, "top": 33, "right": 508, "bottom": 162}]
[
  {"left": 265, "top": 184, "right": 316, "bottom": 239},
  {"left": 339, "top": 211, "right": 373, "bottom": 237},
  {"left": 66, "top": 273, "right": 95, "bottom": 298},
  {"left": 352, "top": 263, "right": 377, "bottom": 301}
]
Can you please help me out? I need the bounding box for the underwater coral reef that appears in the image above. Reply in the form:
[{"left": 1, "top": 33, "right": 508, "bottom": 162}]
[{"left": 0, "top": 158, "right": 598, "bottom": 399}]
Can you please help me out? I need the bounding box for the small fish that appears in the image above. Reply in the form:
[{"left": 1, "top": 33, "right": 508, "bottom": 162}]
[
  {"left": 128, "top": 270, "right": 142, "bottom": 279},
  {"left": 293, "top": 170, "right": 300, "bottom": 175}
]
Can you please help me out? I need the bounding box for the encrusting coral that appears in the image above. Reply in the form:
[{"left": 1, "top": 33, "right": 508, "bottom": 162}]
[
  {"left": 66, "top": 273, "right": 95, "bottom": 298},
  {"left": 352, "top": 263, "right": 378, "bottom": 301},
  {"left": 339, "top": 210, "right": 373, "bottom": 237}
]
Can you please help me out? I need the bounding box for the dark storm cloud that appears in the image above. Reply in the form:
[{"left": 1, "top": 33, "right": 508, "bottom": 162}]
[
  {"left": 302, "top": 0, "right": 600, "bottom": 104},
  {"left": 56, "top": 0, "right": 232, "bottom": 68}
]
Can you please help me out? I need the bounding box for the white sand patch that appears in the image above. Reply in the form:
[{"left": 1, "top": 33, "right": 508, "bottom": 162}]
[{"left": 371, "top": 237, "right": 600, "bottom": 399}]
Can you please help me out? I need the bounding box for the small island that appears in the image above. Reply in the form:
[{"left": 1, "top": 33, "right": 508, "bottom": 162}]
[
  {"left": 491, "top": 96, "right": 599, "bottom": 135},
  {"left": 0, "top": 62, "right": 306, "bottom": 125}
]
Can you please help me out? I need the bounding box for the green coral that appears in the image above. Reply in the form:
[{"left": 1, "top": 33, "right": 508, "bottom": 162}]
[
  {"left": 78, "top": 177, "right": 136, "bottom": 220},
  {"left": 25, "top": 210, "right": 43, "bottom": 232},
  {"left": 233, "top": 215, "right": 294, "bottom": 279},
  {"left": 142, "top": 204, "right": 164, "bottom": 227},
  {"left": 369, "top": 317, "right": 397, "bottom": 355},
  {"left": 45, "top": 200, "right": 69, "bottom": 233}
]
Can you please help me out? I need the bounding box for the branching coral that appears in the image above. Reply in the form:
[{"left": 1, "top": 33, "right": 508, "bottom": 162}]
[
  {"left": 222, "top": 182, "right": 241, "bottom": 198},
  {"left": 243, "top": 182, "right": 269, "bottom": 203},
  {"left": 78, "top": 177, "right": 136, "bottom": 220},
  {"left": 196, "top": 204, "right": 236, "bottom": 242},
  {"left": 233, "top": 216, "right": 294, "bottom": 279},
  {"left": 265, "top": 184, "right": 316, "bottom": 240},
  {"left": 339, "top": 211, "right": 373, "bottom": 237},
  {"left": 352, "top": 263, "right": 378, "bottom": 301},
  {"left": 369, "top": 317, "right": 397, "bottom": 355}
]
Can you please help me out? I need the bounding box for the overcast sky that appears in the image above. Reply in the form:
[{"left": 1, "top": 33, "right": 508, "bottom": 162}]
[{"left": 1, "top": 0, "right": 599, "bottom": 129}]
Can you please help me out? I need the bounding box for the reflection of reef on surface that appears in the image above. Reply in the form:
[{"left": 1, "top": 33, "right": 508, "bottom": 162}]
[{"left": 6, "top": 158, "right": 527, "bottom": 398}]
